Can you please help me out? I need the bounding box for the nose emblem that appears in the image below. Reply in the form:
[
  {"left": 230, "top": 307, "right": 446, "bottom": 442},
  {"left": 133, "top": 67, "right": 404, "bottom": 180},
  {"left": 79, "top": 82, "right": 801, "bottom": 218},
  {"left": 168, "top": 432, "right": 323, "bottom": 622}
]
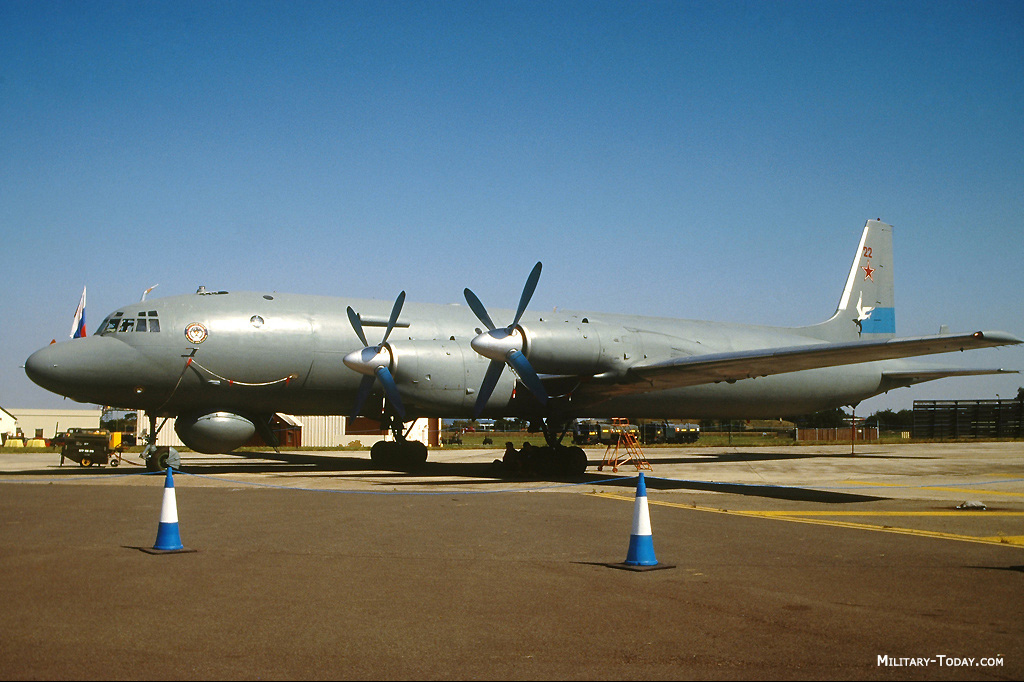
[{"left": 184, "top": 323, "right": 208, "bottom": 344}]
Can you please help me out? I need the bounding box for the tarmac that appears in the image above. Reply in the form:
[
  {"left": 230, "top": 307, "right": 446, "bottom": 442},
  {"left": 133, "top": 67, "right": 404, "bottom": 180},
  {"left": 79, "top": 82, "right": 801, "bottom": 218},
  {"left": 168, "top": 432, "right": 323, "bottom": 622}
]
[{"left": 1, "top": 441, "right": 1022, "bottom": 680}]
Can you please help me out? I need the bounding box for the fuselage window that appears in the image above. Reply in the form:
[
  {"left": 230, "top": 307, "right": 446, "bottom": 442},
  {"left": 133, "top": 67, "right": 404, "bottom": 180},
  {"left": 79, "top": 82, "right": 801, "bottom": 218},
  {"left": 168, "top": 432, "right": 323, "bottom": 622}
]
[
  {"left": 118, "top": 318, "right": 135, "bottom": 333},
  {"left": 137, "top": 319, "right": 148, "bottom": 332},
  {"left": 149, "top": 318, "right": 160, "bottom": 332}
]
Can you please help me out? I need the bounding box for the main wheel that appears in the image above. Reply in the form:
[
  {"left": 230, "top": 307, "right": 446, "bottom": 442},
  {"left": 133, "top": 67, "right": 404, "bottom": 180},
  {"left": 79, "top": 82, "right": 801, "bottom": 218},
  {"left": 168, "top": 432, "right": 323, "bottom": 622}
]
[
  {"left": 568, "top": 446, "right": 588, "bottom": 476},
  {"left": 370, "top": 440, "right": 391, "bottom": 466},
  {"left": 371, "top": 441, "right": 428, "bottom": 471},
  {"left": 402, "top": 441, "right": 428, "bottom": 470}
]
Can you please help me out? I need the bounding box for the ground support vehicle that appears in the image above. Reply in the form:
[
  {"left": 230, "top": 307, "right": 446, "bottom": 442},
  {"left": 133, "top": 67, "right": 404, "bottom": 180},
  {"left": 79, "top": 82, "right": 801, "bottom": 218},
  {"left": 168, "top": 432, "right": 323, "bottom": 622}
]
[
  {"left": 572, "top": 420, "right": 641, "bottom": 445},
  {"left": 638, "top": 421, "right": 700, "bottom": 444},
  {"left": 59, "top": 429, "right": 123, "bottom": 467},
  {"left": 440, "top": 430, "right": 463, "bottom": 445}
]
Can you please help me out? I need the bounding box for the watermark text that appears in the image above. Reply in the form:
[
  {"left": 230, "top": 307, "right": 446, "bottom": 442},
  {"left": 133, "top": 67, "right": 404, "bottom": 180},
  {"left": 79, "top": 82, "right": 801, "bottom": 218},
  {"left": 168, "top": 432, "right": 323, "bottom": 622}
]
[{"left": 877, "top": 655, "right": 1003, "bottom": 668}]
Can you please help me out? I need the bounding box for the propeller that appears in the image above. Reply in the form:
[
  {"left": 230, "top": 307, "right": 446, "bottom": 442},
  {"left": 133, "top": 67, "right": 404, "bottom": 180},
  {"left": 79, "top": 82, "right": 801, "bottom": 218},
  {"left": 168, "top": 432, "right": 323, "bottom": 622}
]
[
  {"left": 464, "top": 262, "right": 549, "bottom": 418},
  {"left": 343, "top": 292, "right": 406, "bottom": 420}
]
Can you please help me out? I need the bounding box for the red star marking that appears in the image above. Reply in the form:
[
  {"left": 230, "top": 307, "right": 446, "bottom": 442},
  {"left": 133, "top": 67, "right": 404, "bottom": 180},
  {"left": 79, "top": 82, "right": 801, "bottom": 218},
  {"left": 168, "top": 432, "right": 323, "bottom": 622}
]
[{"left": 862, "top": 264, "right": 875, "bottom": 281}]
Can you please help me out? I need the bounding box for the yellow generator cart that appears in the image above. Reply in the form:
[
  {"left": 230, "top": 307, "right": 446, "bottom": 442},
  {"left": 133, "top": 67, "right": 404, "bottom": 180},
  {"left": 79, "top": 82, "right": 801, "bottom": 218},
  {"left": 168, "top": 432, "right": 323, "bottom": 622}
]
[{"left": 59, "top": 429, "right": 123, "bottom": 467}]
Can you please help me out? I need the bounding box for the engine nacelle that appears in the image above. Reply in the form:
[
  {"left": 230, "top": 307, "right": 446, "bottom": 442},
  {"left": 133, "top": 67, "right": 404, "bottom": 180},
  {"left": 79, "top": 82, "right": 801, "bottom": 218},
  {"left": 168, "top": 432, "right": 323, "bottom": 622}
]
[
  {"left": 389, "top": 338, "right": 509, "bottom": 415},
  {"left": 518, "top": 319, "right": 608, "bottom": 375},
  {"left": 175, "top": 411, "right": 256, "bottom": 454}
]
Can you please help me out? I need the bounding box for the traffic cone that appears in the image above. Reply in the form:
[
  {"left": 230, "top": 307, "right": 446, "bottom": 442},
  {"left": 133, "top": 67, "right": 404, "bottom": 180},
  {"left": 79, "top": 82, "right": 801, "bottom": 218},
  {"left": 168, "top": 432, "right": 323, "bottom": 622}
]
[
  {"left": 609, "top": 472, "right": 673, "bottom": 571},
  {"left": 144, "top": 467, "right": 194, "bottom": 554},
  {"left": 625, "top": 472, "right": 658, "bottom": 566}
]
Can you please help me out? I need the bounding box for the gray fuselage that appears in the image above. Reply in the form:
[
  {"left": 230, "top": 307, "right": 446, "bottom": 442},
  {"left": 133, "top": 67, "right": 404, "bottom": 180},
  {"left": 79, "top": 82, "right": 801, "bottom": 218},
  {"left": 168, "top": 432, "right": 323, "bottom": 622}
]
[{"left": 26, "top": 289, "right": 895, "bottom": 420}]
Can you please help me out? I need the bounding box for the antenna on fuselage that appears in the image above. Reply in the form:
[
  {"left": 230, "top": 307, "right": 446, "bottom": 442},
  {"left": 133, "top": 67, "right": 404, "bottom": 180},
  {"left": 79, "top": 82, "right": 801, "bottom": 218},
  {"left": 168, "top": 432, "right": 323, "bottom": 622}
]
[{"left": 141, "top": 284, "right": 159, "bottom": 302}]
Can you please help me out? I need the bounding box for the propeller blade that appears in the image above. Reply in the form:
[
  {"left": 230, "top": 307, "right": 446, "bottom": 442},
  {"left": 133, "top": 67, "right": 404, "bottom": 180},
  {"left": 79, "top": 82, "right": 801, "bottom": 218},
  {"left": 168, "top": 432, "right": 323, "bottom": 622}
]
[
  {"left": 466, "top": 262, "right": 547, "bottom": 414},
  {"left": 463, "top": 288, "right": 495, "bottom": 330},
  {"left": 375, "top": 366, "right": 405, "bottom": 419},
  {"left": 506, "top": 349, "right": 548, "bottom": 405},
  {"left": 381, "top": 291, "right": 406, "bottom": 346},
  {"left": 473, "top": 359, "right": 506, "bottom": 418},
  {"left": 351, "top": 375, "right": 376, "bottom": 419},
  {"left": 347, "top": 292, "right": 407, "bottom": 420},
  {"left": 511, "top": 262, "right": 542, "bottom": 329},
  {"left": 347, "top": 306, "right": 368, "bottom": 347}
]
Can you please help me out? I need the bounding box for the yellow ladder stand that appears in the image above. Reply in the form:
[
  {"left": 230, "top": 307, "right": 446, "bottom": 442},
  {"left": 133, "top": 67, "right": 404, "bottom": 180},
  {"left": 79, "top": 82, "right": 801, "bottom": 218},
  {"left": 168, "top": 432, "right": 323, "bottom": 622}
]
[{"left": 598, "top": 418, "right": 652, "bottom": 473}]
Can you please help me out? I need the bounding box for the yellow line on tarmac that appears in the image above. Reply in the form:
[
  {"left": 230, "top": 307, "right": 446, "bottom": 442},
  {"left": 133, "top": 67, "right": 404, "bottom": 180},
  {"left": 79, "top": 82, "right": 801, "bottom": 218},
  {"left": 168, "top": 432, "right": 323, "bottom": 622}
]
[
  {"left": 842, "top": 480, "right": 1024, "bottom": 497},
  {"left": 745, "top": 510, "right": 1024, "bottom": 517},
  {"left": 590, "top": 492, "right": 1024, "bottom": 548},
  {"left": 982, "top": 536, "right": 1024, "bottom": 544}
]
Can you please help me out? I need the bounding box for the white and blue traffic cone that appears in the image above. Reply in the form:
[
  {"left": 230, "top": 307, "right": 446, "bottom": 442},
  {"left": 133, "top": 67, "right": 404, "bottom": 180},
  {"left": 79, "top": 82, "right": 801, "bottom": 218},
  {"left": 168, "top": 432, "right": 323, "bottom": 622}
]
[
  {"left": 611, "top": 472, "right": 673, "bottom": 571},
  {"left": 147, "top": 467, "right": 193, "bottom": 553},
  {"left": 624, "top": 471, "right": 658, "bottom": 566}
]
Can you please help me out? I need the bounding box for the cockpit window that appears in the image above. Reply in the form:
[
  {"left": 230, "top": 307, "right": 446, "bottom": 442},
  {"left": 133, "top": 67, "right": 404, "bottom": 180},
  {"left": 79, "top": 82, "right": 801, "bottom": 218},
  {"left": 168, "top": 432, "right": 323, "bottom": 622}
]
[
  {"left": 98, "top": 310, "right": 161, "bottom": 334},
  {"left": 134, "top": 311, "right": 161, "bottom": 332},
  {"left": 99, "top": 312, "right": 123, "bottom": 334}
]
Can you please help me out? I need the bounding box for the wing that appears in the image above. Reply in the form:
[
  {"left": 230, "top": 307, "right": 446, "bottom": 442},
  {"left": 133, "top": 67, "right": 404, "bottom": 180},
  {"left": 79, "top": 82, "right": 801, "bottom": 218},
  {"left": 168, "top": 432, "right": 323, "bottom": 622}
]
[{"left": 575, "top": 330, "right": 1022, "bottom": 399}]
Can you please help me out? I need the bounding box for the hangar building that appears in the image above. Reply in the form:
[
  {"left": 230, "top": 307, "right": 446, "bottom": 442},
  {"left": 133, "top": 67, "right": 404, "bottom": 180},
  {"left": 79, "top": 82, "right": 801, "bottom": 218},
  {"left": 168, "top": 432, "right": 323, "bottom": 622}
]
[
  {"left": 1, "top": 408, "right": 103, "bottom": 444},
  {"left": 0, "top": 407, "right": 17, "bottom": 441}
]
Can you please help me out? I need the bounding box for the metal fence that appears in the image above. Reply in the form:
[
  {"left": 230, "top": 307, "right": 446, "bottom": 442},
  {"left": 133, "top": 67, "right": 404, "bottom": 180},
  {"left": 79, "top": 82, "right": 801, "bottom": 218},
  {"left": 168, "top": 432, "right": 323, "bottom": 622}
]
[{"left": 913, "top": 400, "right": 1024, "bottom": 439}]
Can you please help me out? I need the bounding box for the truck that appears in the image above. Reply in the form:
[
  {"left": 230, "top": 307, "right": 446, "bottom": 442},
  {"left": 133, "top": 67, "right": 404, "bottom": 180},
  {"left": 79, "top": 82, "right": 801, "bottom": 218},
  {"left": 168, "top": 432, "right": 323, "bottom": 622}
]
[
  {"left": 666, "top": 422, "right": 700, "bottom": 443},
  {"left": 572, "top": 420, "right": 640, "bottom": 445},
  {"left": 639, "top": 421, "right": 700, "bottom": 444}
]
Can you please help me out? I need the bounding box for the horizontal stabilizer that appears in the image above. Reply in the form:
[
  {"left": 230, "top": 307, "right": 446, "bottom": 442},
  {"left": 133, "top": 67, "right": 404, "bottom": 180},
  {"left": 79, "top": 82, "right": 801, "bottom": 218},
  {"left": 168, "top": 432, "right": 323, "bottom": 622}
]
[
  {"left": 880, "top": 368, "right": 1019, "bottom": 391},
  {"left": 582, "top": 330, "right": 1022, "bottom": 398}
]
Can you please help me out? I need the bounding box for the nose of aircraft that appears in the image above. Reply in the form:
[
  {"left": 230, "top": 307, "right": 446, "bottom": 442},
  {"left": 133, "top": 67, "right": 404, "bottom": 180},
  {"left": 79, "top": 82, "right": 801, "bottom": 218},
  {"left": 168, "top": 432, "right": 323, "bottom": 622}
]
[{"left": 25, "top": 336, "right": 142, "bottom": 402}]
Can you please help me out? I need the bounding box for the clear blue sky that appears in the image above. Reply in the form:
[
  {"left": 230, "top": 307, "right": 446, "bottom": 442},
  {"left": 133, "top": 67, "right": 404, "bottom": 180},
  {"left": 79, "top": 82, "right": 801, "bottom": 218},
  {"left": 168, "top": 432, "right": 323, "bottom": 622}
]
[{"left": 3, "top": 0, "right": 1022, "bottom": 414}]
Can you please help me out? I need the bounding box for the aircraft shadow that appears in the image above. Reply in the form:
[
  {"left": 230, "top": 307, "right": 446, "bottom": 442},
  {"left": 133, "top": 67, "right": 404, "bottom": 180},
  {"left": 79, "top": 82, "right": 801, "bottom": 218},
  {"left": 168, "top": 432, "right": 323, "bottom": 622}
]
[
  {"left": 588, "top": 475, "right": 887, "bottom": 503},
  {"left": 644, "top": 450, "right": 932, "bottom": 465},
  {"left": 0, "top": 452, "right": 373, "bottom": 478},
  {"left": 6, "top": 451, "right": 887, "bottom": 504},
  {"left": 970, "top": 565, "right": 1024, "bottom": 575},
  {"left": 362, "top": 469, "right": 886, "bottom": 503}
]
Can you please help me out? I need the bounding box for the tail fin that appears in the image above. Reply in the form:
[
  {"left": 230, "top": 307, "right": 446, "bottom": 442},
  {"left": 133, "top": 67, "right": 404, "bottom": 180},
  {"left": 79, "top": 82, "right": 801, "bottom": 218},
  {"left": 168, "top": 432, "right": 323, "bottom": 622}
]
[{"left": 807, "top": 220, "right": 895, "bottom": 342}]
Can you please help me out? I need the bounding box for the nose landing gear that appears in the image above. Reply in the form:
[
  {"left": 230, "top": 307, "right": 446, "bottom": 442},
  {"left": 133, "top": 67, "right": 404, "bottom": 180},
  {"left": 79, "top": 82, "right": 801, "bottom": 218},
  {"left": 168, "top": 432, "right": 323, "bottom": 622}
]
[{"left": 141, "top": 414, "right": 180, "bottom": 471}]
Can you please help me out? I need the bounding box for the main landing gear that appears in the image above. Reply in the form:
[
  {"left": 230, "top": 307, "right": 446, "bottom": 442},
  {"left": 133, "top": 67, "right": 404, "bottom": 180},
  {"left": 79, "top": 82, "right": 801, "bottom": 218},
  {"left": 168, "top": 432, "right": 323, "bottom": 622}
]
[
  {"left": 499, "top": 418, "right": 588, "bottom": 478},
  {"left": 369, "top": 415, "right": 428, "bottom": 471}
]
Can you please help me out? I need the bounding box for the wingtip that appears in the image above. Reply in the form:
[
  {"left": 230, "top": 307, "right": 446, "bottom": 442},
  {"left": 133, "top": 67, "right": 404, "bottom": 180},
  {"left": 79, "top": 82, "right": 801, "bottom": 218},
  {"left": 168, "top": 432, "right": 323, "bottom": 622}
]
[{"left": 974, "top": 331, "right": 1024, "bottom": 345}]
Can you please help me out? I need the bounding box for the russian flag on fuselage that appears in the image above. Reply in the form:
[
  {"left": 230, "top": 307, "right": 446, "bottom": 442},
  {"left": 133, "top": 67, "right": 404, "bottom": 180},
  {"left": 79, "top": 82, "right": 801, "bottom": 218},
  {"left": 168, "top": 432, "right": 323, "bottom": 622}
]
[{"left": 70, "top": 286, "right": 87, "bottom": 338}]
